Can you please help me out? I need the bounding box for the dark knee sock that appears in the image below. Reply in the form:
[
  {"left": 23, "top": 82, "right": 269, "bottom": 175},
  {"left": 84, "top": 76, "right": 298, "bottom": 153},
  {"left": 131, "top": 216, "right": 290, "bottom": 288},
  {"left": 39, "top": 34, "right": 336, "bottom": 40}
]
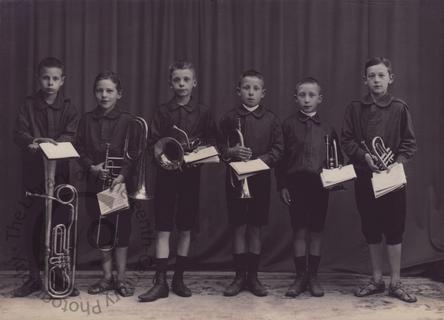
[
  {"left": 308, "top": 254, "right": 321, "bottom": 276},
  {"left": 247, "top": 253, "right": 260, "bottom": 278},
  {"left": 233, "top": 253, "right": 247, "bottom": 277},
  {"left": 174, "top": 255, "right": 189, "bottom": 278},
  {"left": 155, "top": 258, "right": 169, "bottom": 274},
  {"left": 294, "top": 256, "right": 307, "bottom": 276}
]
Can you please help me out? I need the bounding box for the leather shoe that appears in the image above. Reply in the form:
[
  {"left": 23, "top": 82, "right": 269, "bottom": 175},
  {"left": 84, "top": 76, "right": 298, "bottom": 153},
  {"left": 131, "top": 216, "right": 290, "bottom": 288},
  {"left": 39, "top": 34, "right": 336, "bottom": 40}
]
[
  {"left": 171, "top": 274, "right": 192, "bottom": 297},
  {"left": 138, "top": 272, "right": 169, "bottom": 302},
  {"left": 285, "top": 273, "right": 309, "bottom": 297},
  {"left": 247, "top": 275, "right": 268, "bottom": 297},
  {"left": 308, "top": 275, "right": 324, "bottom": 297},
  {"left": 12, "top": 277, "right": 42, "bottom": 297},
  {"left": 223, "top": 274, "right": 246, "bottom": 297}
]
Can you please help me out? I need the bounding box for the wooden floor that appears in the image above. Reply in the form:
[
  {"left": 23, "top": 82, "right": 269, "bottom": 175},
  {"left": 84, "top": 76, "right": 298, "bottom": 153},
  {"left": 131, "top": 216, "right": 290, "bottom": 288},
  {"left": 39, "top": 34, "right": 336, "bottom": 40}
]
[{"left": 1, "top": 272, "right": 444, "bottom": 320}]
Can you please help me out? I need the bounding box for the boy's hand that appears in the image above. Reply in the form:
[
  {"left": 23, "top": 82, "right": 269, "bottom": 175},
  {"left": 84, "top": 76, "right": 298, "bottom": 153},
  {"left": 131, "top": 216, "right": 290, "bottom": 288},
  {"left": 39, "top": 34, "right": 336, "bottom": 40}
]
[
  {"left": 110, "top": 174, "right": 125, "bottom": 191},
  {"left": 364, "top": 153, "right": 380, "bottom": 172},
  {"left": 90, "top": 162, "right": 109, "bottom": 180},
  {"left": 228, "top": 144, "right": 252, "bottom": 161},
  {"left": 280, "top": 188, "right": 292, "bottom": 206},
  {"left": 33, "top": 137, "right": 58, "bottom": 145},
  {"left": 27, "top": 143, "right": 40, "bottom": 153}
]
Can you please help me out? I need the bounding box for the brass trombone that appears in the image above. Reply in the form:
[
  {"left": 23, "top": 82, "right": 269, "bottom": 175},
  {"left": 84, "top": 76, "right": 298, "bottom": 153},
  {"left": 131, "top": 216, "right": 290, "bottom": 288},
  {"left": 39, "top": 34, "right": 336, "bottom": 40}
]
[
  {"left": 26, "top": 158, "right": 78, "bottom": 298},
  {"left": 361, "top": 136, "right": 394, "bottom": 170},
  {"left": 230, "top": 117, "right": 251, "bottom": 199},
  {"left": 96, "top": 116, "right": 151, "bottom": 251}
]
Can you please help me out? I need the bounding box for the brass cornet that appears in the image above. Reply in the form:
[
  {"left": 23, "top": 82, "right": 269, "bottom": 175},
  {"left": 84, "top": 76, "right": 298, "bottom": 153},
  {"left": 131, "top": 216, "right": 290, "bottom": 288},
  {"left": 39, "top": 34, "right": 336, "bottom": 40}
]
[
  {"left": 325, "top": 134, "right": 340, "bottom": 169},
  {"left": 230, "top": 118, "right": 251, "bottom": 199},
  {"left": 154, "top": 125, "right": 201, "bottom": 170},
  {"left": 26, "top": 158, "right": 78, "bottom": 299},
  {"left": 97, "top": 116, "right": 151, "bottom": 251},
  {"left": 361, "top": 136, "right": 394, "bottom": 170}
]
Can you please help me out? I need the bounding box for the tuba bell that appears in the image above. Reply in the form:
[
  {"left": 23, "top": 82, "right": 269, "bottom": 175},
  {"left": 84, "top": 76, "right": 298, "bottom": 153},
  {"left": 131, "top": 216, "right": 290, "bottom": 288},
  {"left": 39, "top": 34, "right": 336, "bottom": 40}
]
[
  {"left": 361, "top": 136, "right": 394, "bottom": 170},
  {"left": 25, "top": 158, "right": 78, "bottom": 299}
]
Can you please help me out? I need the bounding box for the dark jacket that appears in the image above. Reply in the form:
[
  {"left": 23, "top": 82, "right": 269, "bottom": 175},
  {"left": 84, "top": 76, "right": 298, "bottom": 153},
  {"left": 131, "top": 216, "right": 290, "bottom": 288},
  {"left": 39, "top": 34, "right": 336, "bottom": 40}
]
[
  {"left": 13, "top": 90, "right": 78, "bottom": 190},
  {"left": 275, "top": 110, "right": 341, "bottom": 190},
  {"left": 341, "top": 93, "right": 417, "bottom": 173}
]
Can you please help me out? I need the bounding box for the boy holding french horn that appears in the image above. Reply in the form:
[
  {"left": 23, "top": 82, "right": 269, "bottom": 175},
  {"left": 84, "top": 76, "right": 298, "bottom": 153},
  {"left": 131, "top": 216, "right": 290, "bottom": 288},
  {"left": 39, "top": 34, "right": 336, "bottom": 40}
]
[
  {"left": 138, "top": 61, "right": 217, "bottom": 303},
  {"left": 218, "top": 70, "right": 283, "bottom": 297}
]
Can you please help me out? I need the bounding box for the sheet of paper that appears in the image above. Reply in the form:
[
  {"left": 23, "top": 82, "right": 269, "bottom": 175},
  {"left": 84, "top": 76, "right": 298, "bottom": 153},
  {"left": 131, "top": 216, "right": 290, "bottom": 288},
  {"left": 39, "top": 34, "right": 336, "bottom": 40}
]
[
  {"left": 320, "top": 164, "right": 357, "bottom": 188},
  {"left": 97, "top": 183, "right": 129, "bottom": 216},
  {"left": 39, "top": 142, "right": 80, "bottom": 160},
  {"left": 371, "top": 163, "right": 407, "bottom": 198},
  {"left": 183, "top": 146, "right": 219, "bottom": 164},
  {"left": 192, "top": 155, "right": 220, "bottom": 164},
  {"left": 229, "top": 159, "right": 270, "bottom": 176}
]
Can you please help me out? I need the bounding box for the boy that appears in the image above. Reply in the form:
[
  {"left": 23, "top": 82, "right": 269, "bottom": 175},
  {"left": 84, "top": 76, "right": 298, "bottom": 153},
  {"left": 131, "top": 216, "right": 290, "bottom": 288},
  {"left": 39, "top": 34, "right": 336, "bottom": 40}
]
[
  {"left": 218, "top": 70, "right": 283, "bottom": 297},
  {"left": 276, "top": 77, "right": 341, "bottom": 297},
  {"left": 13, "top": 57, "right": 79, "bottom": 297},
  {"left": 138, "top": 61, "right": 217, "bottom": 302},
  {"left": 341, "top": 57, "right": 417, "bottom": 303}
]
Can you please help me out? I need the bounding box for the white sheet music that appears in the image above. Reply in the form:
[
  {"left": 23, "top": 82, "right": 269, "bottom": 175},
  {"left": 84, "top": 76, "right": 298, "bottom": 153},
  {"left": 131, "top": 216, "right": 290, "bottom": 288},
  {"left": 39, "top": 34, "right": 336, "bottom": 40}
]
[
  {"left": 97, "top": 183, "right": 130, "bottom": 215},
  {"left": 320, "top": 164, "right": 357, "bottom": 188},
  {"left": 183, "top": 146, "right": 219, "bottom": 164},
  {"left": 39, "top": 142, "right": 80, "bottom": 160},
  {"left": 371, "top": 163, "right": 407, "bottom": 198},
  {"left": 229, "top": 159, "right": 270, "bottom": 176}
]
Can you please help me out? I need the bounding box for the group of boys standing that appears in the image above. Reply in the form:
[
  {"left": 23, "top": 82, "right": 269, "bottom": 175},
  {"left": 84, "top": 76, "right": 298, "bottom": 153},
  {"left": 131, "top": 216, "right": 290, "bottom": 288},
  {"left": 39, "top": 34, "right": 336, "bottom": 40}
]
[{"left": 12, "top": 56, "right": 417, "bottom": 304}]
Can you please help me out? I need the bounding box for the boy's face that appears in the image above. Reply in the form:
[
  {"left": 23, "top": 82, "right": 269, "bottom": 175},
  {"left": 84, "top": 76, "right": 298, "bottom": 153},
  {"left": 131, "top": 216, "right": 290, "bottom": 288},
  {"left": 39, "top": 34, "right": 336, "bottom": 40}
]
[
  {"left": 94, "top": 79, "right": 122, "bottom": 109},
  {"left": 238, "top": 76, "right": 265, "bottom": 107},
  {"left": 295, "top": 83, "right": 322, "bottom": 114},
  {"left": 364, "top": 63, "right": 393, "bottom": 97},
  {"left": 170, "top": 69, "right": 197, "bottom": 98},
  {"left": 38, "top": 67, "right": 65, "bottom": 96}
]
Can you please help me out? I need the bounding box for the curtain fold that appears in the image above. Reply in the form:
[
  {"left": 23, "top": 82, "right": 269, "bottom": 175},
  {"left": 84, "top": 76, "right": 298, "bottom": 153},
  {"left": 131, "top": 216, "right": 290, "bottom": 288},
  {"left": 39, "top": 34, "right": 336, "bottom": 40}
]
[{"left": 1, "top": 0, "right": 443, "bottom": 272}]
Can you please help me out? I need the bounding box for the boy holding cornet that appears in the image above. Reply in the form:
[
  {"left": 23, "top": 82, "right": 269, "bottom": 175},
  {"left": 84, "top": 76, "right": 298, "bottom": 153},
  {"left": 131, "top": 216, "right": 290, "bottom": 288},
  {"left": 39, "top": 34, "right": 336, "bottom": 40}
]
[
  {"left": 341, "top": 57, "right": 417, "bottom": 303},
  {"left": 276, "top": 77, "right": 341, "bottom": 298}
]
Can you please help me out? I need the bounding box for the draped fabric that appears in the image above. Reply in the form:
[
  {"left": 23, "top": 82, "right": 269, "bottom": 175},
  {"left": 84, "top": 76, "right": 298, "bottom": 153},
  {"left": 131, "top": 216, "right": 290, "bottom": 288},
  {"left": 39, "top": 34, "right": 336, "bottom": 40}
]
[{"left": 1, "top": 0, "right": 443, "bottom": 272}]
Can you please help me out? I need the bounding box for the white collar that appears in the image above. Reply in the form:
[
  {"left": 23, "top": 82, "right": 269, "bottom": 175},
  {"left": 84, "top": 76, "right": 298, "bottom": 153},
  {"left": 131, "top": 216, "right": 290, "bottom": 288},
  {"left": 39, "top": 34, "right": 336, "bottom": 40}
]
[
  {"left": 242, "top": 104, "right": 260, "bottom": 112},
  {"left": 300, "top": 110, "right": 317, "bottom": 117}
]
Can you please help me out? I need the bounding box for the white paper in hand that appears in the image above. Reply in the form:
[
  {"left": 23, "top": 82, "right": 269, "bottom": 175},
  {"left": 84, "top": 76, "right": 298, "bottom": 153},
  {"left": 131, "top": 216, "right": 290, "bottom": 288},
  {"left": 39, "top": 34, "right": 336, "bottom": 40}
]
[
  {"left": 39, "top": 142, "right": 80, "bottom": 160},
  {"left": 320, "top": 164, "right": 357, "bottom": 188},
  {"left": 183, "top": 146, "right": 219, "bottom": 164},
  {"left": 371, "top": 163, "right": 407, "bottom": 198},
  {"left": 97, "top": 183, "right": 129, "bottom": 215},
  {"left": 229, "top": 159, "right": 270, "bottom": 176}
]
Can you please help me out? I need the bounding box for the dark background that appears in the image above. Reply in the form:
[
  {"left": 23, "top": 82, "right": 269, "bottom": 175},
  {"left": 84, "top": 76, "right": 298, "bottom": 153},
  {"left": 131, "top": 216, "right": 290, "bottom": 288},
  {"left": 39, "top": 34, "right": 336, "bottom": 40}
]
[{"left": 1, "top": 0, "right": 443, "bottom": 273}]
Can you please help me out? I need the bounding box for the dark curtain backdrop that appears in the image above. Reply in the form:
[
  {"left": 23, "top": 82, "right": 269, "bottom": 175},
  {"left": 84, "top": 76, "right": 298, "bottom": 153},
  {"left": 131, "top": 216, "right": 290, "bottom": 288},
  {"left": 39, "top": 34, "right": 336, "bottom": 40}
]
[{"left": 1, "top": 0, "right": 444, "bottom": 273}]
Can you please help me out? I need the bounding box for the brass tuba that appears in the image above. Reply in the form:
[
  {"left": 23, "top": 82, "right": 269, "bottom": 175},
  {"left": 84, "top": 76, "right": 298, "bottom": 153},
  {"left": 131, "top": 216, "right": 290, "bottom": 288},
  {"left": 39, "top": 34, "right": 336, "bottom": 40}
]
[
  {"left": 230, "top": 118, "right": 251, "bottom": 199},
  {"left": 361, "top": 136, "right": 394, "bottom": 170},
  {"left": 26, "top": 158, "right": 78, "bottom": 299},
  {"left": 97, "top": 116, "right": 151, "bottom": 251},
  {"left": 154, "top": 125, "right": 200, "bottom": 170}
]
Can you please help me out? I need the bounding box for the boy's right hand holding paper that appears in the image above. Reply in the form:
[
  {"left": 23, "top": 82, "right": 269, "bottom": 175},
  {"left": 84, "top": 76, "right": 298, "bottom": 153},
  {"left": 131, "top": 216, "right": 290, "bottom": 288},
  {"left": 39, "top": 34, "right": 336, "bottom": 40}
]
[{"left": 227, "top": 144, "right": 252, "bottom": 161}]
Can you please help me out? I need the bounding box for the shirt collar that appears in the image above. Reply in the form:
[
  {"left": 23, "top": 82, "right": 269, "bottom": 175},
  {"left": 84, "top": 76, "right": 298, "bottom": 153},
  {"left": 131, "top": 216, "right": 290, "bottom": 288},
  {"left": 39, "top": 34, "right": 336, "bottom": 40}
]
[
  {"left": 361, "top": 93, "right": 393, "bottom": 108},
  {"left": 92, "top": 104, "right": 123, "bottom": 120},
  {"left": 296, "top": 110, "right": 321, "bottom": 124},
  {"left": 167, "top": 97, "right": 195, "bottom": 113},
  {"left": 35, "top": 90, "right": 63, "bottom": 110},
  {"left": 236, "top": 104, "right": 266, "bottom": 118}
]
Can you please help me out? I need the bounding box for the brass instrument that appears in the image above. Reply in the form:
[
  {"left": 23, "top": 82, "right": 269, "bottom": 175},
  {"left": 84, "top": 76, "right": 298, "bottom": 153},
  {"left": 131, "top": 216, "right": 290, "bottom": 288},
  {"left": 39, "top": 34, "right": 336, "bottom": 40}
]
[
  {"left": 325, "top": 134, "right": 340, "bottom": 169},
  {"left": 230, "top": 118, "right": 251, "bottom": 199},
  {"left": 26, "top": 158, "right": 78, "bottom": 298},
  {"left": 154, "top": 125, "right": 201, "bottom": 170},
  {"left": 97, "top": 116, "right": 151, "bottom": 251},
  {"left": 361, "top": 136, "right": 394, "bottom": 170}
]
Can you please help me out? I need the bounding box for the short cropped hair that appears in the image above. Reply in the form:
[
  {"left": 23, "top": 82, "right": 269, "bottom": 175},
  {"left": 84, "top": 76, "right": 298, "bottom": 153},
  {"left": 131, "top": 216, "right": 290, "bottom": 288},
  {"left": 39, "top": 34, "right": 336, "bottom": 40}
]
[
  {"left": 238, "top": 69, "right": 265, "bottom": 87},
  {"left": 364, "top": 57, "right": 393, "bottom": 76},
  {"left": 37, "top": 57, "right": 65, "bottom": 75},
  {"left": 169, "top": 61, "right": 196, "bottom": 80},
  {"left": 295, "top": 76, "right": 322, "bottom": 94},
  {"left": 93, "top": 71, "right": 122, "bottom": 93}
]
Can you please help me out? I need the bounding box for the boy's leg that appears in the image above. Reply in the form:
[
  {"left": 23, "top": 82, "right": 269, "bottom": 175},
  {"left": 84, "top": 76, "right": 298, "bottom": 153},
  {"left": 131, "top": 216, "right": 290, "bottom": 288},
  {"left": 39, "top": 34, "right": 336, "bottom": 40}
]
[
  {"left": 246, "top": 225, "right": 267, "bottom": 297},
  {"left": 87, "top": 250, "right": 114, "bottom": 294},
  {"left": 369, "top": 243, "right": 384, "bottom": 282},
  {"left": 172, "top": 230, "right": 192, "bottom": 297},
  {"left": 114, "top": 247, "right": 135, "bottom": 297},
  {"left": 286, "top": 229, "right": 309, "bottom": 297},
  {"left": 138, "top": 231, "right": 171, "bottom": 302},
  {"left": 387, "top": 243, "right": 416, "bottom": 302},
  {"left": 224, "top": 225, "right": 248, "bottom": 297},
  {"left": 307, "top": 231, "right": 324, "bottom": 297}
]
